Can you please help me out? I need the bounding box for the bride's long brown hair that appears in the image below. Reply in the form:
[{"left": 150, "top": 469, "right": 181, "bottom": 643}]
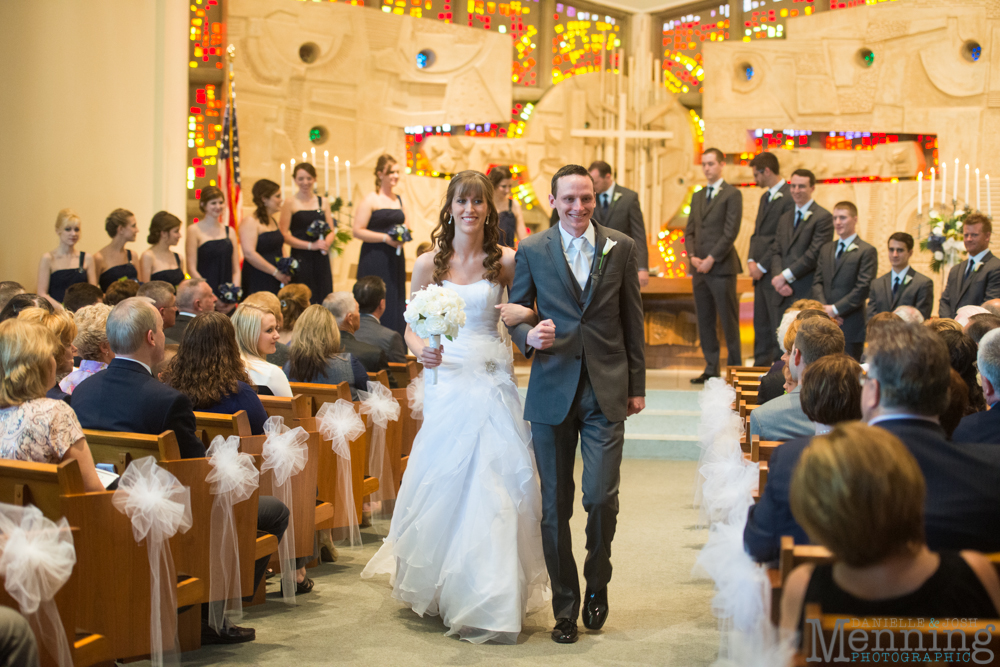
[{"left": 431, "top": 170, "right": 503, "bottom": 286}]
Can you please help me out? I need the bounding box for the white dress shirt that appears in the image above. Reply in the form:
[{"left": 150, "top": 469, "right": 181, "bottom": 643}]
[
  {"left": 558, "top": 221, "right": 596, "bottom": 290},
  {"left": 890, "top": 266, "right": 910, "bottom": 293},
  {"left": 966, "top": 248, "right": 991, "bottom": 275},
  {"left": 782, "top": 200, "right": 815, "bottom": 284},
  {"left": 116, "top": 356, "right": 152, "bottom": 376}
]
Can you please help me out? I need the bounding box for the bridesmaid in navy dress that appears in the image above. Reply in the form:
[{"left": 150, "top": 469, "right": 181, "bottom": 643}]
[
  {"left": 95, "top": 209, "right": 139, "bottom": 292},
  {"left": 488, "top": 166, "right": 529, "bottom": 248},
  {"left": 241, "top": 179, "right": 292, "bottom": 296},
  {"left": 353, "top": 154, "right": 408, "bottom": 336},
  {"left": 185, "top": 186, "right": 241, "bottom": 293},
  {"left": 279, "top": 163, "right": 334, "bottom": 305},
  {"left": 139, "top": 211, "right": 186, "bottom": 288},
  {"left": 37, "top": 209, "right": 97, "bottom": 305}
]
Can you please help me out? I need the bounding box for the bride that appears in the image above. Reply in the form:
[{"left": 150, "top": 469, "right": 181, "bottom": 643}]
[{"left": 362, "top": 170, "right": 550, "bottom": 643}]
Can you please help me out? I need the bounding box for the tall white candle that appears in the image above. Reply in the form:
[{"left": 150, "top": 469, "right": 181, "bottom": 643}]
[
  {"left": 930, "top": 167, "right": 935, "bottom": 209},
  {"left": 977, "top": 168, "right": 982, "bottom": 210},
  {"left": 988, "top": 174, "right": 993, "bottom": 217},
  {"left": 311, "top": 147, "right": 316, "bottom": 169},
  {"left": 345, "top": 160, "right": 352, "bottom": 203},
  {"left": 917, "top": 171, "right": 923, "bottom": 215},
  {"left": 942, "top": 161, "right": 947, "bottom": 203},
  {"left": 290, "top": 158, "right": 296, "bottom": 175},
  {"left": 334, "top": 156, "right": 341, "bottom": 200},
  {"left": 954, "top": 158, "right": 959, "bottom": 203},
  {"left": 324, "top": 150, "right": 329, "bottom": 196},
  {"left": 302, "top": 151, "right": 308, "bottom": 164},
  {"left": 281, "top": 163, "right": 286, "bottom": 198},
  {"left": 965, "top": 163, "right": 970, "bottom": 205}
]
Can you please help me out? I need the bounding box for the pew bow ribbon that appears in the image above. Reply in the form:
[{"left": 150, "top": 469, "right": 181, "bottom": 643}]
[
  {"left": 316, "top": 399, "right": 365, "bottom": 548},
  {"left": 406, "top": 372, "right": 424, "bottom": 421},
  {"left": 260, "top": 417, "right": 309, "bottom": 603},
  {"left": 358, "top": 382, "right": 400, "bottom": 521},
  {"left": 0, "top": 503, "right": 75, "bottom": 667},
  {"left": 112, "top": 456, "right": 192, "bottom": 667},
  {"left": 205, "top": 435, "right": 259, "bottom": 629}
]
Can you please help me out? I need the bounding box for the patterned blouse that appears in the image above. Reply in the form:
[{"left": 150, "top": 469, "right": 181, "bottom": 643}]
[
  {"left": 0, "top": 398, "right": 85, "bottom": 464},
  {"left": 59, "top": 360, "right": 108, "bottom": 395}
]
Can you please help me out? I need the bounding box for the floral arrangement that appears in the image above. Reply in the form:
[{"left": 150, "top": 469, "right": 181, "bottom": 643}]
[
  {"left": 275, "top": 256, "right": 299, "bottom": 278},
  {"left": 389, "top": 224, "right": 413, "bottom": 256},
  {"left": 216, "top": 282, "right": 243, "bottom": 305},
  {"left": 404, "top": 284, "right": 466, "bottom": 384},
  {"left": 306, "top": 219, "right": 332, "bottom": 242},
  {"left": 920, "top": 208, "right": 969, "bottom": 273}
]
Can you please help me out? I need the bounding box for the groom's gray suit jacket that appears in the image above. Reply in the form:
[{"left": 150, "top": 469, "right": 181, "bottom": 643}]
[{"left": 509, "top": 222, "right": 646, "bottom": 424}]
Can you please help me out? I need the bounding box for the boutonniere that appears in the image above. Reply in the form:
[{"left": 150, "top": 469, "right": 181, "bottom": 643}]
[
  {"left": 802, "top": 210, "right": 813, "bottom": 222},
  {"left": 847, "top": 243, "right": 859, "bottom": 253},
  {"left": 975, "top": 262, "right": 983, "bottom": 273},
  {"left": 613, "top": 191, "right": 622, "bottom": 202},
  {"left": 598, "top": 239, "right": 617, "bottom": 272},
  {"left": 771, "top": 192, "right": 783, "bottom": 201},
  {"left": 904, "top": 274, "right": 913, "bottom": 285}
]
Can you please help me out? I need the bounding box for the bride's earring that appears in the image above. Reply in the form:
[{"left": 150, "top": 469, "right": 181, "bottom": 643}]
[{"left": 448, "top": 215, "right": 454, "bottom": 225}]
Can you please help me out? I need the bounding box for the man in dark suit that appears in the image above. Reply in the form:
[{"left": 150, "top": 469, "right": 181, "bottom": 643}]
[
  {"left": 952, "top": 327, "right": 1000, "bottom": 443},
  {"left": 939, "top": 213, "right": 1000, "bottom": 319},
  {"left": 746, "top": 152, "right": 794, "bottom": 366},
  {"left": 588, "top": 161, "right": 649, "bottom": 287},
  {"left": 863, "top": 321, "right": 1000, "bottom": 553},
  {"left": 686, "top": 148, "right": 743, "bottom": 383},
  {"left": 769, "top": 169, "right": 833, "bottom": 326},
  {"left": 71, "top": 297, "right": 288, "bottom": 644},
  {"left": 866, "top": 232, "right": 933, "bottom": 321},
  {"left": 352, "top": 275, "right": 408, "bottom": 363},
  {"left": 322, "top": 291, "right": 397, "bottom": 387},
  {"left": 164, "top": 278, "right": 216, "bottom": 345},
  {"left": 810, "top": 201, "right": 877, "bottom": 361}
]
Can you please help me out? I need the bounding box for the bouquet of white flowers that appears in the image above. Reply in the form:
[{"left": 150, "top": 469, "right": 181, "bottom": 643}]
[{"left": 404, "top": 284, "right": 466, "bottom": 384}]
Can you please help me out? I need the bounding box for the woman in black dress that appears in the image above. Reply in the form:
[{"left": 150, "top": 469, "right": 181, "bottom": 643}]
[
  {"left": 95, "top": 209, "right": 139, "bottom": 292},
  {"left": 241, "top": 179, "right": 291, "bottom": 296},
  {"left": 353, "top": 154, "right": 408, "bottom": 336},
  {"left": 279, "top": 163, "right": 334, "bottom": 305},
  {"left": 139, "top": 211, "right": 186, "bottom": 287},
  {"left": 488, "top": 166, "right": 529, "bottom": 249},
  {"left": 185, "top": 186, "right": 241, "bottom": 293},
  {"left": 37, "top": 209, "right": 97, "bottom": 306}
]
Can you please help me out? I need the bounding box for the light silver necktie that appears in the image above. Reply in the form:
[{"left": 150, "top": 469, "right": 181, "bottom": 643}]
[{"left": 571, "top": 237, "right": 590, "bottom": 290}]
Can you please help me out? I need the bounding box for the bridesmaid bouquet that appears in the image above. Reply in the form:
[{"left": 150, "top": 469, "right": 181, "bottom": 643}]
[
  {"left": 275, "top": 256, "right": 299, "bottom": 279},
  {"left": 306, "top": 220, "right": 332, "bottom": 256},
  {"left": 404, "top": 285, "right": 466, "bottom": 385},
  {"left": 389, "top": 224, "right": 413, "bottom": 256},
  {"left": 216, "top": 282, "right": 243, "bottom": 305}
]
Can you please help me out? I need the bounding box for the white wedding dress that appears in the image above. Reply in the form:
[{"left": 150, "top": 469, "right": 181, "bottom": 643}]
[{"left": 361, "top": 279, "right": 550, "bottom": 644}]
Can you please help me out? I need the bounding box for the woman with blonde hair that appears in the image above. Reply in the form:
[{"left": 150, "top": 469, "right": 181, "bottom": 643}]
[
  {"left": 17, "top": 308, "right": 77, "bottom": 402},
  {"left": 283, "top": 305, "right": 366, "bottom": 400},
  {"left": 60, "top": 303, "right": 113, "bottom": 395},
  {"left": 37, "top": 209, "right": 97, "bottom": 306},
  {"left": 277, "top": 283, "right": 311, "bottom": 346},
  {"left": 231, "top": 303, "right": 292, "bottom": 397},
  {"left": 0, "top": 320, "right": 104, "bottom": 492},
  {"left": 139, "top": 211, "right": 186, "bottom": 287},
  {"left": 243, "top": 291, "right": 290, "bottom": 367},
  {"left": 353, "top": 154, "right": 407, "bottom": 335},
  {"left": 95, "top": 208, "right": 139, "bottom": 292}
]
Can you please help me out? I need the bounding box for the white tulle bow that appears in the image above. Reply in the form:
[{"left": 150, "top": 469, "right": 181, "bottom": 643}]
[
  {"left": 205, "top": 435, "right": 259, "bottom": 630},
  {"left": 0, "top": 503, "right": 75, "bottom": 667},
  {"left": 358, "top": 381, "right": 400, "bottom": 429},
  {"left": 316, "top": 399, "right": 364, "bottom": 547},
  {"left": 359, "top": 382, "right": 399, "bottom": 520},
  {"left": 406, "top": 372, "right": 424, "bottom": 420},
  {"left": 113, "top": 456, "right": 192, "bottom": 667},
  {"left": 260, "top": 416, "right": 309, "bottom": 602}
]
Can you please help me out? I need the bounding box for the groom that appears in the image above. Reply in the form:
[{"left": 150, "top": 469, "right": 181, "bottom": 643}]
[{"left": 508, "top": 164, "right": 646, "bottom": 643}]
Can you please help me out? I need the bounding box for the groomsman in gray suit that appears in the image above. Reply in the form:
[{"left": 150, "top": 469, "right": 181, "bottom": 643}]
[
  {"left": 866, "top": 232, "right": 934, "bottom": 321},
  {"left": 769, "top": 169, "right": 834, "bottom": 324},
  {"left": 746, "top": 152, "right": 793, "bottom": 366},
  {"left": 811, "top": 201, "right": 878, "bottom": 360},
  {"left": 686, "top": 148, "right": 743, "bottom": 383},
  {"left": 938, "top": 213, "right": 1000, "bottom": 319},
  {"left": 588, "top": 161, "right": 649, "bottom": 287}
]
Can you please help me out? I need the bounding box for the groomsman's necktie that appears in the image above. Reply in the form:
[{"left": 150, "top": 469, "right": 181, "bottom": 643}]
[
  {"left": 893, "top": 276, "right": 901, "bottom": 296},
  {"left": 965, "top": 260, "right": 975, "bottom": 281},
  {"left": 794, "top": 211, "right": 803, "bottom": 229},
  {"left": 836, "top": 241, "right": 846, "bottom": 261},
  {"left": 570, "top": 236, "right": 590, "bottom": 291},
  {"left": 705, "top": 186, "right": 714, "bottom": 202},
  {"left": 601, "top": 193, "right": 609, "bottom": 212}
]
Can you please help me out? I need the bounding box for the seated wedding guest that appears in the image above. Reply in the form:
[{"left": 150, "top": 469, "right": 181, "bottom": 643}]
[
  {"left": 70, "top": 297, "right": 206, "bottom": 459},
  {"left": 924, "top": 317, "right": 963, "bottom": 335},
  {"left": 0, "top": 606, "right": 39, "bottom": 667},
  {"left": 0, "top": 320, "right": 103, "bottom": 492},
  {"left": 984, "top": 299, "right": 1000, "bottom": 317},
  {"left": 323, "top": 292, "right": 395, "bottom": 386},
  {"left": 0, "top": 282, "right": 25, "bottom": 313},
  {"left": 862, "top": 321, "right": 1000, "bottom": 552},
  {"left": 138, "top": 211, "right": 186, "bottom": 287},
  {"left": 779, "top": 422, "right": 1000, "bottom": 637},
  {"left": 276, "top": 283, "right": 310, "bottom": 347},
  {"left": 17, "top": 308, "right": 77, "bottom": 403},
  {"left": 966, "top": 312, "right": 1000, "bottom": 344},
  {"left": 62, "top": 282, "right": 103, "bottom": 314},
  {"left": 952, "top": 328, "right": 1000, "bottom": 444},
  {"left": 941, "top": 369, "right": 970, "bottom": 440},
  {"left": 165, "top": 278, "right": 216, "bottom": 344},
  {"left": 758, "top": 301, "right": 828, "bottom": 405},
  {"left": 243, "top": 292, "right": 289, "bottom": 368},
  {"left": 744, "top": 353, "right": 862, "bottom": 563},
  {"left": 283, "top": 305, "right": 367, "bottom": 400},
  {"left": 893, "top": 304, "right": 925, "bottom": 324},
  {"left": 137, "top": 281, "right": 178, "bottom": 331},
  {"left": 0, "top": 295, "right": 52, "bottom": 323},
  {"left": 955, "top": 304, "right": 991, "bottom": 329},
  {"left": 95, "top": 209, "right": 139, "bottom": 292},
  {"left": 353, "top": 275, "right": 407, "bottom": 363},
  {"left": 751, "top": 317, "right": 845, "bottom": 440},
  {"left": 232, "top": 303, "right": 291, "bottom": 397},
  {"left": 865, "top": 311, "right": 901, "bottom": 342},
  {"left": 36, "top": 209, "right": 96, "bottom": 306},
  {"left": 59, "top": 303, "right": 113, "bottom": 395},
  {"left": 103, "top": 278, "right": 139, "bottom": 307},
  {"left": 936, "top": 327, "right": 987, "bottom": 414},
  {"left": 162, "top": 312, "right": 268, "bottom": 435}
]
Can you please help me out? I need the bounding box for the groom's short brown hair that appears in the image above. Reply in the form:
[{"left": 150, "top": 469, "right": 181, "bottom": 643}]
[{"left": 551, "top": 164, "right": 593, "bottom": 197}]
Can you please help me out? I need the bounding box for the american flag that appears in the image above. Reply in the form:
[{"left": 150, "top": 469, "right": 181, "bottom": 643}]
[{"left": 219, "top": 79, "right": 242, "bottom": 229}]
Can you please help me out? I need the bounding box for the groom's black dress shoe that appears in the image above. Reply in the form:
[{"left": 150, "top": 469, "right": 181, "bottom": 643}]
[
  {"left": 690, "top": 373, "right": 719, "bottom": 385},
  {"left": 582, "top": 588, "right": 609, "bottom": 630},
  {"left": 551, "top": 618, "right": 579, "bottom": 644}
]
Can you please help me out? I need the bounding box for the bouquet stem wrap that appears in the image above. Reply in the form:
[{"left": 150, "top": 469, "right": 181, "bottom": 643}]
[
  {"left": 205, "top": 435, "right": 259, "bottom": 629},
  {"left": 428, "top": 335, "right": 440, "bottom": 385},
  {"left": 316, "top": 399, "right": 366, "bottom": 547},
  {"left": 0, "top": 503, "right": 75, "bottom": 667},
  {"left": 112, "top": 457, "right": 192, "bottom": 667},
  {"left": 358, "top": 381, "right": 401, "bottom": 521},
  {"left": 260, "top": 417, "right": 309, "bottom": 604}
]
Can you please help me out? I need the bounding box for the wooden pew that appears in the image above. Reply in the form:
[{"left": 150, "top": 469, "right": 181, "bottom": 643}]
[
  {"left": 769, "top": 536, "right": 835, "bottom": 624},
  {"left": 387, "top": 360, "right": 420, "bottom": 388},
  {"left": 194, "top": 410, "right": 251, "bottom": 446},
  {"left": 727, "top": 366, "right": 770, "bottom": 382},
  {"left": 258, "top": 394, "right": 312, "bottom": 421}
]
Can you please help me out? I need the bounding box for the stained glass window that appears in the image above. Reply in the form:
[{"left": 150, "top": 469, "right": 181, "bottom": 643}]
[
  {"left": 188, "top": 0, "right": 225, "bottom": 196},
  {"left": 742, "top": 0, "right": 820, "bottom": 42},
  {"left": 659, "top": 4, "right": 730, "bottom": 95},
  {"left": 552, "top": 3, "right": 626, "bottom": 84},
  {"left": 830, "top": 0, "right": 897, "bottom": 9}
]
